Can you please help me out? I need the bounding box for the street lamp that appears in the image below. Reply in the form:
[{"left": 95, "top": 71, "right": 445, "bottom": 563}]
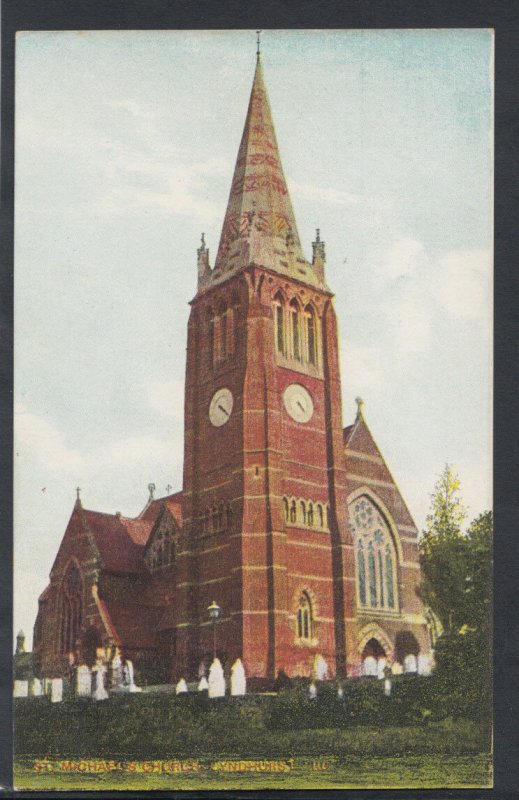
[{"left": 207, "top": 600, "right": 220, "bottom": 660}]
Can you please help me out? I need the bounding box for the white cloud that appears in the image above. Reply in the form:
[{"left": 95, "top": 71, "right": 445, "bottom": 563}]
[
  {"left": 148, "top": 378, "right": 185, "bottom": 419},
  {"left": 289, "top": 178, "right": 360, "bottom": 207},
  {"left": 431, "top": 248, "right": 491, "bottom": 320},
  {"left": 98, "top": 435, "right": 173, "bottom": 466},
  {"left": 342, "top": 344, "right": 386, "bottom": 398},
  {"left": 14, "top": 403, "right": 85, "bottom": 472},
  {"left": 383, "top": 236, "right": 424, "bottom": 280}
]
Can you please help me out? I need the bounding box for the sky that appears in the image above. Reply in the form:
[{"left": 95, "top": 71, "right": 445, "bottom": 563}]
[{"left": 14, "top": 29, "right": 493, "bottom": 648}]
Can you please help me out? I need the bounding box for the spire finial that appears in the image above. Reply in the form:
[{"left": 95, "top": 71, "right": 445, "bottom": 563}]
[
  {"left": 76, "top": 486, "right": 81, "bottom": 502},
  {"left": 200, "top": 232, "right": 205, "bottom": 248},
  {"left": 148, "top": 482, "right": 156, "bottom": 501},
  {"left": 316, "top": 227, "right": 320, "bottom": 243},
  {"left": 256, "top": 30, "right": 262, "bottom": 59},
  {"left": 355, "top": 397, "right": 365, "bottom": 419}
]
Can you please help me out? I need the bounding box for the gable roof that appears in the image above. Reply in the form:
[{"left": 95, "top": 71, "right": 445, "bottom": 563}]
[
  {"left": 82, "top": 509, "right": 153, "bottom": 573},
  {"left": 139, "top": 491, "right": 183, "bottom": 525}
]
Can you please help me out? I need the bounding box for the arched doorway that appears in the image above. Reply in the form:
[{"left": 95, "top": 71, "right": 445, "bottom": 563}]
[
  {"left": 395, "top": 631, "right": 420, "bottom": 673},
  {"left": 361, "top": 637, "right": 387, "bottom": 678},
  {"left": 81, "top": 626, "right": 102, "bottom": 667}
]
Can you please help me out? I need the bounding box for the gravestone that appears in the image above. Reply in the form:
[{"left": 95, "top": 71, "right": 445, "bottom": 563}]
[
  {"left": 176, "top": 678, "right": 188, "bottom": 694},
  {"left": 309, "top": 681, "right": 317, "bottom": 699},
  {"left": 92, "top": 660, "right": 108, "bottom": 701},
  {"left": 13, "top": 680, "right": 28, "bottom": 698},
  {"left": 50, "top": 678, "right": 63, "bottom": 703},
  {"left": 404, "top": 654, "right": 418, "bottom": 674},
  {"left": 198, "top": 675, "right": 209, "bottom": 692},
  {"left": 313, "top": 654, "right": 328, "bottom": 681},
  {"left": 208, "top": 658, "right": 225, "bottom": 698},
  {"left": 77, "top": 664, "right": 92, "bottom": 697},
  {"left": 418, "top": 654, "right": 431, "bottom": 675},
  {"left": 230, "top": 658, "right": 246, "bottom": 696},
  {"left": 111, "top": 650, "right": 123, "bottom": 688},
  {"left": 30, "top": 678, "right": 43, "bottom": 697},
  {"left": 123, "top": 659, "right": 142, "bottom": 692}
]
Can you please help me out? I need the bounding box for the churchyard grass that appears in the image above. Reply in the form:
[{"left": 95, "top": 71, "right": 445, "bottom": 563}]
[{"left": 14, "top": 688, "right": 491, "bottom": 789}]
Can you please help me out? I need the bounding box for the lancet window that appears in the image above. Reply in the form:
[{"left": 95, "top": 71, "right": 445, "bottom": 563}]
[
  {"left": 59, "top": 561, "right": 83, "bottom": 654},
  {"left": 348, "top": 496, "right": 399, "bottom": 611},
  {"left": 296, "top": 591, "right": 314, "bottom": 641},
  {"left": 200, "top": 500, "right": 233, "bottom": 535},
  {"left": 208, "top": 297, "right": 238, "bottom": 368},
  {"left": 272, "top": 294, "right": 320, "bottom": 370},
  {"left": 283, "top": 497, "right": 328, "bottom": 530}
]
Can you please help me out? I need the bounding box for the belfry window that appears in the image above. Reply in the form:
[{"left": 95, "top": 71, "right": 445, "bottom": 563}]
[
  {"left": 349, "top": 496, "right": 399, "bottom": 611},
  {"left": 305, "top": 305, "right": 317, "bottom": 366},
  {"left": 297, "top": 591, "right": 313, "bottom": 640},
  {"left": 60, "top": 561, "right": 83, "bottom": 655},
  {"left": 290, "top": 300, "right": 301, "bottom": 361},
  {"left": 274, "top": 294, "right": 285, "bottom": 355}
]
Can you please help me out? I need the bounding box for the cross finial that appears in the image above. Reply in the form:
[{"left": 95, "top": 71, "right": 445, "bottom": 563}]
[
  {"left": 256, "top": 30, "right": 262, "bottom": 59},
  {"left": 76, "top": 486, "right": 81, "bottom": 502},
  {"left": 165, "top": 483, "right": 172, "bottom": 494}
]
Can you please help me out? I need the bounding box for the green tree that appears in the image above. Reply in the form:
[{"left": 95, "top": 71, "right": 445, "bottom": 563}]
[{"left": 419, "top": 465, "right": 468, "bottom": 633}]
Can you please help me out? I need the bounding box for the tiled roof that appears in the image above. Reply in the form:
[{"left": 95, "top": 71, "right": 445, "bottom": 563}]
[
  {"left": 82, "top": 509, "right": 152, "bottom": 573},
  {"left": 140, "top": 491, "right": 183, "bottom": 525},
  {"left": 343, "top": 423, "right": 355, "bottom": 445}
]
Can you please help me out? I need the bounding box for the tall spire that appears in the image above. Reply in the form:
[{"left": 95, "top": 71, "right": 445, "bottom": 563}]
[{"left": 210, "top": 53, "right": 323, "bottom": 288}]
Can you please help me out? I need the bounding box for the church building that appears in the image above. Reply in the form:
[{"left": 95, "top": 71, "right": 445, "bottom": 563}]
[{"left": 33, "top": 51, "right": 431, "bottom": 685}]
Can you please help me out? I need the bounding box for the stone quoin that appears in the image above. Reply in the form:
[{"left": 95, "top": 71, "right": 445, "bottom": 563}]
[{"left": 32, "top": 48, "right": 431, "bottom": 685}]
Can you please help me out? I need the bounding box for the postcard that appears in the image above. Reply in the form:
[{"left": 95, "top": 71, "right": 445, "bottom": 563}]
[{"left": 13, "top": 29, "right": 493, "bottom": 791}]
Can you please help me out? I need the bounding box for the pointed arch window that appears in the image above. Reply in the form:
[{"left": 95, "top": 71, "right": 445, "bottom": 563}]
[
  {"left": 283, "top": 497, "right": 289, "bottom": 522},
  {"left": 289, "top": 299, "right": 301, "bottom": 361},
  {"left": 207, "top": 308, "right": 215, "bottom": 368},
  {"left": 300, "top": 501, "right": 306, "bottom": 524},
  {"left": 146, "top": 525, "right": 176, "bottom": 570},
  {"left": 304, "top": 305, "right": 318, "bottom": 366},
  {"left": 60, "top": 561, "right": 83, "bottom": 655},
  {"left": 349, "top": 496, "right": 399, "bottom": 612},
  {"left": 297, "top": 591, "right": 313, "bottom": 641},
  {"left": 274, "top": 294, "right": 286, "bottom": 356},
  {"left": 290, "top": 500, "right": 297, "bottom": 523},
  {"left": 357, "top": 541, "right": 367, "bottom": 605}
]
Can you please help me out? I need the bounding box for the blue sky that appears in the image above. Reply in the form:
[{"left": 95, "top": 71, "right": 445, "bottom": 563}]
[{"left": 14, "top": 29, "right": 493, "bottom": 647}]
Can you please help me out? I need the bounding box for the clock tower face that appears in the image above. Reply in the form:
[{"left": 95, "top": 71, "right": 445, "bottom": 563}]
[
  {"left": 283, "top": 383, "right": 314, "bottom": 423},
  {"left": 209, "top": 387, "right": 234, "bottom": 427}
]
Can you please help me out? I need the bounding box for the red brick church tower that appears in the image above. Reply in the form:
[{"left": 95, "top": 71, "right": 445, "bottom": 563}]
[{"left": 175, "top": 52, "right": 360, "bottom": 680}]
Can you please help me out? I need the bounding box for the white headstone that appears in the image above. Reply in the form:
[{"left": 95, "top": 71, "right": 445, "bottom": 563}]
[
  {"left": 50, "top": 678, "right": 63, "bottom": 703},
  {"left": 230, "top": 658, "right": 246, "bottom": 696},
  {"left": 384, "top": 678, "right": 392, "bottom": 697},
  {"left": 309, "top": 681, "right": 317, "bottom": 699},
  {"left": 13, "top": 680, "right": 28, "bottom": 698},
  {"left": 313, "top": 654, "right": 329, "bottom": 681},
  {"left": 122, "top": 659, "right": 142, "bottom": 692},
  {"left": 176, "top": 678, "right": 188, "bottom": 694},
  {"left": 337, "top": 684, "right": 344, "bottom": 701},
  {"left": 198, "top": 675, "right": 209, "bottom": 692},
  {"left": 377, "top": 657, "right": 387, "bottom": 679},
  {"left": 30, "top": 678, "right": 43, "bottom": 697},
  {"left": 111, "top": 652, "right": 123, "bottom": 688},
  {"left": 92, "top": 662, "right": 108, "bottom": 701},
  {"left": 77, "top": 665, "right": 92, "bottom": 697},
  {"left": 418, "top": 654, "right": 431, "bottom": 675},
  {"left": 404, "top": 654, "right": 418, "bottom": 674},
  {"left": 208, "top": 658, "right": 225, "bottom": 698},
  {"left": 363, "top": 656, "right": 377, "bottom": 676}
]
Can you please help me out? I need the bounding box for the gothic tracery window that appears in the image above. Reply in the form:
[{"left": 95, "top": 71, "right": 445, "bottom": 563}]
[
  {"left": 60, "top": 561, "right": 83, "bottom": 654},
  {"left": 274, "top": 293, "right": 285, "bottom": 356},
  {"left": 348, "top": 496, "right": 398, "bottom": 611},
  {"left": 304, "top": 305, "right": 317, "bottom": 366},
  {"left": 147, "top": 526, "right": 176, "bottom": 570},
  {"left": 290, "top": 299, "right": 301, "bottom": 361}
]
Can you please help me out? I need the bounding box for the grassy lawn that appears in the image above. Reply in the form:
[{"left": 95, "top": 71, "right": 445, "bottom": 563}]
[
  {"left": 14, "top": 754, "right": 492, "bottom": 790},
  {"left": 14, "top": 688, "right": 492, "bottom": 790}
]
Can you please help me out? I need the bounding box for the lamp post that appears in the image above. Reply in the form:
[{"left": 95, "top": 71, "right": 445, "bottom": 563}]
[{"left": 207, "top": 600, "right": 220, "bottom": 660}]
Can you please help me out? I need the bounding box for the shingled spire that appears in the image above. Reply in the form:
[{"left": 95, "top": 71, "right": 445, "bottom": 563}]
[{"left": 207, "top": 54, "right": 323, "bottom": 289}]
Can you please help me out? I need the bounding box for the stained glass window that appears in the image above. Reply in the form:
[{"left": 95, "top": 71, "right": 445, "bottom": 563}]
[{"left": 348, "top": 496, "right": 398, "bottom": 611}]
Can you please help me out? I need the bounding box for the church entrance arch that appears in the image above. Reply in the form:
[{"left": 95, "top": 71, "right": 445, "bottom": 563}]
[
  {"left": 361, "top": 637, "right": 387, "bottom": 678},
  {"left": 81, "top": 626, "right": 102, "bottom": 667}
]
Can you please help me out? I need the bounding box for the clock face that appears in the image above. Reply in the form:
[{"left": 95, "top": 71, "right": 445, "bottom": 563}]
[
  {"left": 283, "top": 384, "right": 314, "bottom": 423},
  {"left": 209, "top": 387, "right": 234, "bottom": 427}
]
